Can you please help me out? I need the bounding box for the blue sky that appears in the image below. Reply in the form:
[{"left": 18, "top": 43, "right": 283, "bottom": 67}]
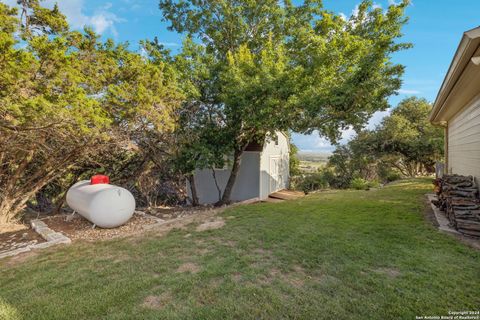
[{"left": 3, "top": 0, "right": 479, "bottom": 152}]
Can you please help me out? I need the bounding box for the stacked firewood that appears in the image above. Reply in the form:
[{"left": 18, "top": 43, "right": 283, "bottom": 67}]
[{"left": 432, "top": 174, "right": 480, "bottom": 237}]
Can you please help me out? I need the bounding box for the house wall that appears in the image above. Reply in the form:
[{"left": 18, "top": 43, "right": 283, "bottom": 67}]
[
  {"left": 187, "top": 152, "right": 260, "bottom": 204},
  {"left": 447, "top": 94, "right": 480, "bottom": 183},
  {"left": 259, "top": 132, "right": 290, "bottom": 199}
]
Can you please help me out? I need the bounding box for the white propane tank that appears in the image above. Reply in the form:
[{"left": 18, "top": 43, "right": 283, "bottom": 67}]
[{"left": 66, "top": 180, "right": 135, "bottom": 228}]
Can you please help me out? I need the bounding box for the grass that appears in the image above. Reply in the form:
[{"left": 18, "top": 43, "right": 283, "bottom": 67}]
[{"left": 1, "top": 179, "right": 479, "bottom": 319}]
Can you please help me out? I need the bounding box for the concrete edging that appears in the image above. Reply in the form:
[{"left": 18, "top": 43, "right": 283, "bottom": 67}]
[{"left": 426, "top": 194, "right": 461, "bottom": 235}]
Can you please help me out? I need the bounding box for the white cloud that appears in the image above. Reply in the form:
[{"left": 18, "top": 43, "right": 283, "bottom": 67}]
[
  {"left": 88, "top": 11, "right": 124, "bottom": 36},
  {"left": 388, "top": 0, "right": 408, "bottom": 5},
  {"left": 352, "top": 5, "right": 360, "bottom": 17},
  {"left": 339, "top": 127, "right": 356, "bottom": 144},
  {"left": 292, "top": 131, "right": 333, "bottom": 152},
  {"left": 367, "top": 108, "right": 392, "bottom": 129},
  {"left": 315, "top": 136, "right": 331, "bottom": 148},
  {"left": 397, "top": 89, "right": 421, "bottom": 94},
  {"left": 292, "top": 127, "right": 359, "bottom": 152},
  {"left": 54, "top": 0, "right": 125, "bottom": 36}
]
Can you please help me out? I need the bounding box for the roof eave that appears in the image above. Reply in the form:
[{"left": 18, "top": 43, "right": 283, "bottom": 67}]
[{"left": 430, "top": 26, "right": 480, "bottom": 124}]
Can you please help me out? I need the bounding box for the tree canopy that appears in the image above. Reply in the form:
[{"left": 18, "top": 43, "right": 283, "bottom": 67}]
[
  {"left": 325, "top": 97, "right": 444, "bottom": 188},
  {"left": 159, "top": 0, "right": 412, "bottom": 204},
  {"left": 0, "top": 1, "right": 181, "bottom": 222}
]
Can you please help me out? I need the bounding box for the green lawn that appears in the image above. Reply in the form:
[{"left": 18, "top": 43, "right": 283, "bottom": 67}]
[{"left": 1, "top": 179, "right": 479, "bottom": 319}]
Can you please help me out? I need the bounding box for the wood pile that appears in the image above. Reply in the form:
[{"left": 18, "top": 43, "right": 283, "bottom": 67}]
[{"left": 432, "top": 174, "right": 480, "bottom": 237}]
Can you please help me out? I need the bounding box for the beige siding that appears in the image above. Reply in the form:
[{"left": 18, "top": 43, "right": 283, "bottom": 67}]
[{"left": 448, "top": 95, "right": 480, "bottom": 179}]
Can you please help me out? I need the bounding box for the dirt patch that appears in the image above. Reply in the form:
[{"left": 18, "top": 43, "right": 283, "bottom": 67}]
[
  {"left": 40, "top": 213, "right": 158, "bottom": 241},
  {"left": 254, "top": 248, "right": 272, "bottom": 256},
  {"left": 209, "top": 278, "right": 223, "bottom": 288},
  {"left": 134, "top": 207, "right": 226, "bottom": 240},
  {"left": 316, "top": 274, "right": 340, "bottom": 285},
  {"left": 142, "top": 292, "right": 171, "bottom": 310},
  {"left": 196, "top": 248, "right": 210, "bottom": 255},
  {"left": 373, "top": 267, "right": 401, "bottom": 278},
  {"left": 0, "top": 226, "right": 45, "bottom": 256},
  {"left": 284, "top": 266, "right": 307, "bottom": 288},
  {"left": 286, "top": 277, "right": 305, "bottom": 288},
  {"left": 292, "top": 265, "right": 305, "bottom": 273},
  {"left": 2, "top": 250, "right": 39, "bottom": 267},
  {"left": 176, "top": 262, "right": 201, "bottom": 274},
  {"left": 257, "top": 268, "right": 280, "bottom": 285},
  {"left": 258, "top": 266, "right": 309, "bottom": 288},
  {"left": 196, "top": 218, "right": 225, "bottom": 232},
  {"left": 147, "top": 205, "right": 215, "bottom": 220},
  {"left": 232, "top": 272, "right": 242, "bottom": 282},
  {"left": 225, "top": 240, "right": 237, "bottom": 247}
]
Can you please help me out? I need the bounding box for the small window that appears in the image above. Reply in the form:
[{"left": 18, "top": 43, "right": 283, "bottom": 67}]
[{"left": 274, "top": 135, "right": 279, "bottom": 146}]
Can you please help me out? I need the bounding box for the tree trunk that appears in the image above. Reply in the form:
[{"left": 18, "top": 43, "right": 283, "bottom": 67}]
[
  {"left": 216, "top": 148, "right": 243, "bottom": 206},
  {"left": 0, "top": 163, "right": 72, "bottom": 223},
  {"left": 210, "top": 167, "right": 222, "bottom": 202},
  {"left": 187, "top": 174, "right": 199, "bottom": 206},
  {"left": 0, "top": 199, "right": 15, "bottom": 225}
]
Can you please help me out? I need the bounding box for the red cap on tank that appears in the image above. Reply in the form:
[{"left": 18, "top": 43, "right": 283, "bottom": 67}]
[{"left": 90, "top": 175, "right": 110, "bottom": 185}]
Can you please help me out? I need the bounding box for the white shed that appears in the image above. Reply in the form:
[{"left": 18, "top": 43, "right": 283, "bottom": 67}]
[
  {"left": 430, "top": 26, "right": 480, "bottom": 181},
  {"left": 187, "top": 131, "right": 290, "bottom": 204}
]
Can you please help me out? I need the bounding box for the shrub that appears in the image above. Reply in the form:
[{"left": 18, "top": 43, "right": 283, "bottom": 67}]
[
  {"left": 350, "top": 178, "right": 369, "bottom": 190},
  {"left": 323, "top": 170, "right": 352, "bottom": 189},
  {"left": 291, "top": 172, "right": 328, "bottom": 194},
  {"left": 378, "top": 166, "right": 402, "bottom": 183},
  {"left": 367, "top": 180, "right": 381, "bottom": 188},
  {"left": 385, "top": 171, "right": 402, "bottom": 183}
]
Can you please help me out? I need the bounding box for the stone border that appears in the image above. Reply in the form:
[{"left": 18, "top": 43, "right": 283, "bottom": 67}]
[{"left": 0, "top": 220, "right": 71, "bottom": 260}]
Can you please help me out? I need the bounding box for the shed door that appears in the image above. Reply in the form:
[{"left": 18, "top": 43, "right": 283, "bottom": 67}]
[{"left": 270, "top": 156, "right": 280, "bottom": 192}]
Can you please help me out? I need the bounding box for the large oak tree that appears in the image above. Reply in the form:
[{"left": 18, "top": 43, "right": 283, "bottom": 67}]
[{"left": 160, "top": 0, "right": 411, "bottom": 205}]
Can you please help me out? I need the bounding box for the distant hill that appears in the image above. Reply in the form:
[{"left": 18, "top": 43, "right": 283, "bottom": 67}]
[
  {"left": 297, "top": 151, "right": 331, "bottom": 163},
  {"left": 296, "top": 151, "right": 331, "bottom": 173}
]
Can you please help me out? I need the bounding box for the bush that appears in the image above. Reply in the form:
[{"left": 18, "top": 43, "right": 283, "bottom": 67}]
[
  {"left": 378, "top": 165, "right": 402, "bottom": 183},
  {"left": 319, "top": 169, "right": 353, "bottom": 189},
  {"left": 385, "top": 171, "right": 402, "bottom": 183},
  {"left": 367, "top": 180, "right": 381, "bottom": 188},
  {"left": 350, "top": 178, "right": 369, "bottom": 190},
  {"left": 291, "top": 172, "right": 328, "bottom": 194}
]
